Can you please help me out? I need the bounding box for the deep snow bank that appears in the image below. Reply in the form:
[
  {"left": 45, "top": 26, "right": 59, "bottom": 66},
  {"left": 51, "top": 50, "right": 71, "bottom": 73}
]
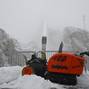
[
  {"left": 0, "top": 66, "right": 22, "bottom": 84},
  {"left": 0, "top": 66, "right": 64, "bottom": 89},
  {"left": 0, "top": 75, "right": 64, "bottom": 89},
  {"left": 0, "top": 66, "right": 89, "bottom": 89}
]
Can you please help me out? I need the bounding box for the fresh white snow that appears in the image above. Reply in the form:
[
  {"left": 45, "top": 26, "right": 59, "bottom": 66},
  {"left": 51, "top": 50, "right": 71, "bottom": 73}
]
[
  {"left": 0, "top": 66, "right": 64, "bottom": 89},
  {"left": 0, "top": 66, "right": 89, "bottom": 89},
  {"left": 0, "top": 66, "right": 22, "bottom": 85}
]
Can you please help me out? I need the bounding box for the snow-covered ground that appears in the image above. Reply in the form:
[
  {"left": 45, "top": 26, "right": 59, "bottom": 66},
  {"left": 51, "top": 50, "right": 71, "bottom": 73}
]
[
  {"left": 0, "top": 66, "right": 89, "bottom": 89},
  {"left": 0, "top": 66, "right": 22, "bottom": 85}
]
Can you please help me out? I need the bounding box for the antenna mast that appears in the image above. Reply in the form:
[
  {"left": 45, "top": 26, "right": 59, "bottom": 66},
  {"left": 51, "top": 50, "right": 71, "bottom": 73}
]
[{"left": 83, "top": 15, "right": 86, "bottom": 30}]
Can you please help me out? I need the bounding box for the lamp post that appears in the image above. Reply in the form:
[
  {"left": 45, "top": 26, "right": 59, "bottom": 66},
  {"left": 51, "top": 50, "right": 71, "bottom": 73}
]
[
  {"left": 42, "top": 36, "right": 47, "bottom": 51},
  {"left": 41, "top": 21, "right": 47, "bottom": 60}
]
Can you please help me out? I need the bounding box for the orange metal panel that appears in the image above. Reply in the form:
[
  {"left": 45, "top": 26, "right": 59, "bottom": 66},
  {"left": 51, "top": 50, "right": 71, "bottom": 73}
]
[
  {"left": 22, "top": 66, "right": 33, "bottom": 76},
  {"left": 48, "top": 53, "right": 84, "bottom": 75}
]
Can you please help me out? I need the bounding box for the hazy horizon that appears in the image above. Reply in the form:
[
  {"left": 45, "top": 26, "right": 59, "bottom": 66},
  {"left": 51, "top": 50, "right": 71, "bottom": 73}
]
[{"left": 0, "top": 0, "right": 89, "bottom": 46}]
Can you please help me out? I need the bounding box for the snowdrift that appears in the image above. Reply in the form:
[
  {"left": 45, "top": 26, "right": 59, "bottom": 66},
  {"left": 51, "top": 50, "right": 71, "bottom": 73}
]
[
  {"left": 0, "top": 66, "right": 89, "bottom": 89},
  {"left": 0, "top": 66, "right": 22, "bottom": 84},
  {"left": 0, "top": 66, "right": 64, "bottom": 89}
]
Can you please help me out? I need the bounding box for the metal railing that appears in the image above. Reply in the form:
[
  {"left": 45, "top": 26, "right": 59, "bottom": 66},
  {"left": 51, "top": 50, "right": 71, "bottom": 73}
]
[{"left": 16, "top": 50, "right": 58, "bottom": 66}]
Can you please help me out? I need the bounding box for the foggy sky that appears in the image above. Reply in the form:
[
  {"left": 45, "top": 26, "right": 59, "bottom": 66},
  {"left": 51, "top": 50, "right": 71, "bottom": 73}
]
[{"left": 0, "top": 0, "right": 89, "bottom": 46}]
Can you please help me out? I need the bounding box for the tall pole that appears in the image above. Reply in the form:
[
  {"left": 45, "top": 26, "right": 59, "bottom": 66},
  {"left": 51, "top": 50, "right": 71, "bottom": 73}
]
[
  {"left": 83, "top": 15, "right": 86, "bottom": 30},
  {"left": 83, "top": 15, "right": 87, "bottom": 73},
  {"left": 42, "top": 21, "right": 47, "bottom": 52},
  {"left": 41, "top": 22, "right": 47, "bottom": 60},
  {"left": 42, "top": 36, "right": 47, "bottom": 51}
]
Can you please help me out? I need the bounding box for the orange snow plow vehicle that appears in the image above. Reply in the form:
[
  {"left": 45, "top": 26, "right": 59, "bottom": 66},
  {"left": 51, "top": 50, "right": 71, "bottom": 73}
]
[
  {"left": 46, "top": 52, "right": 85, "bottom": 85},
  {"left": 22, "top": 42, "right": 89, "bottom": 85},
  {"left": 48, "top": 53, "right": 84, "bottom": 75}
]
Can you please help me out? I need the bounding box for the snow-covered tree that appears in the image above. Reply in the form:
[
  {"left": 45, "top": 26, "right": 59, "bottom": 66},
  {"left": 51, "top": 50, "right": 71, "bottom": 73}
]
[
  {"left": 0, "top": 28, "right": 25, "bottom": 66},
  {"left": 63, "top": 27, "right": 89, "bottom": 52},
  {"left": 63, "top": 27, "right": 89, "bottom": 71}
]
